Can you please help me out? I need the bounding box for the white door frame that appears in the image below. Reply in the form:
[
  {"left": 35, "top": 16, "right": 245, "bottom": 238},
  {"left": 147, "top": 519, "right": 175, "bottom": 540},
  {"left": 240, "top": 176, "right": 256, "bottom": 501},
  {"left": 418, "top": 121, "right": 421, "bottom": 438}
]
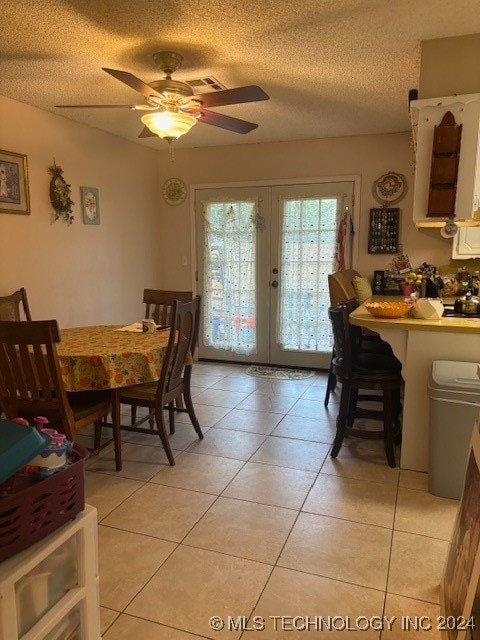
[{"left": 190, "top": 176, "right": 360, "bottom": 366}]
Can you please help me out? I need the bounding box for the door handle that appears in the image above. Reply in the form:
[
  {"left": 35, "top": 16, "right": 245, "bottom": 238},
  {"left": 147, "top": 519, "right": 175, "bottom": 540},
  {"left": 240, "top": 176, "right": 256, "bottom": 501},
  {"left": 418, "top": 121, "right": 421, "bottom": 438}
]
[{"left": 271, "top": 280, "right": 279, "bottom": 288}]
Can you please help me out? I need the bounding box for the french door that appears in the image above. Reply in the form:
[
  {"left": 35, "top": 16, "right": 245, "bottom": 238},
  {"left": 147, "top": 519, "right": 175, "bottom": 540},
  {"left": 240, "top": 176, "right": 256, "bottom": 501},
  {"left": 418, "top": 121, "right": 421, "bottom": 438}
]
[{"left": 195, "top": 181, "right": 354, "bottom": 368}]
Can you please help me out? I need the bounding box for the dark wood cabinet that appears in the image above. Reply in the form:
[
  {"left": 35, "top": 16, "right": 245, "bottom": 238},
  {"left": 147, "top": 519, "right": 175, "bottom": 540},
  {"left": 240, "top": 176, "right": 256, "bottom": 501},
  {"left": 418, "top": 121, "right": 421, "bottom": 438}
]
[{"left": 427, "top": 111, "right": 462, "bottom": 217}]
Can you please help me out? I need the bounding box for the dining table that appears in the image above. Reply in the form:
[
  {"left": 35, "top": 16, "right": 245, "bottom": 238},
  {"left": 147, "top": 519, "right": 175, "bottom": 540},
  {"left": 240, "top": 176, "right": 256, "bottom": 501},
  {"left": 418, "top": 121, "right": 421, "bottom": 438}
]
[
  {"left": 55, "top": 324, "right": 173, "bottom": 454},
  {"left": 56, "top": 325, "right": 171, "bottom": 393},
  {"left": 350, "top": 299, "right": 480, "bottom": 472}
]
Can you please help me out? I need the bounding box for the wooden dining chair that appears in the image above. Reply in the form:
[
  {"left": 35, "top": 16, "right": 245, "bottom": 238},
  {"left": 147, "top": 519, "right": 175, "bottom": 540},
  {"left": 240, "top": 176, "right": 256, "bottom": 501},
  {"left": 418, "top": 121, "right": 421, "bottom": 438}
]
[
  {"left": 328, "top": 303, "right": 403, "bottom": 467},
  {"left": 116, "top": 296, "right": 203, "bottom": 466},
  {"left": 143, "top": 289, "right": 193, "bottom": 326},
  {"left": 130, "top": 289, "right": 194, "bottom": 425},
  {"left": 0, "top": 288, "right": 32, "bottom": 321},
  {"left": 0, "top": 319, "right": 122, "bottom": 470}
]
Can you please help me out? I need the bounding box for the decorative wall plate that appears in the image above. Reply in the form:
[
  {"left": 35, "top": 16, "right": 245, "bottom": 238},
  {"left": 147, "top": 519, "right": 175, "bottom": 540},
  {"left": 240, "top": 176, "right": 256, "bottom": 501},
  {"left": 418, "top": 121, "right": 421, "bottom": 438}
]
[
  {"left": 372, "top": 172, "right": 408, "bottom": 206},
  {"left": 162, "top": 178, "right": 187, "bottom": 206}
]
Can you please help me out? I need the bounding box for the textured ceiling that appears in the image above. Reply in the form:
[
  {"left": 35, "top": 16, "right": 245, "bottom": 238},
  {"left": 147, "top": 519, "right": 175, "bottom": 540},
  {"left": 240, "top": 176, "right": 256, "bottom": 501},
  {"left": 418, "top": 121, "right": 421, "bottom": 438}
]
[{"left": 2, "top": 0, "right": 480, "bottom": 150}]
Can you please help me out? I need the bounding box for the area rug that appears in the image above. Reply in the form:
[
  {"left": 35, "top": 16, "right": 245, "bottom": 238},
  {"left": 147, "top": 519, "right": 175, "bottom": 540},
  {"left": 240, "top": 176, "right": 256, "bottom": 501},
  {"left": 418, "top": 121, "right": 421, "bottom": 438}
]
[{"left": 246, "top": 365, "right": 315, "bottom": 380}]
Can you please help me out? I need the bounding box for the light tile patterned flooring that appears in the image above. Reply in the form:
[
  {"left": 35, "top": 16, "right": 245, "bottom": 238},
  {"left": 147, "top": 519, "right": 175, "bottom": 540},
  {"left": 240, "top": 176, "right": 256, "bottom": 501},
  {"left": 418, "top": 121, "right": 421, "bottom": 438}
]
[{"left": 81, "top": 362, "right": 459, "bottom": 639}]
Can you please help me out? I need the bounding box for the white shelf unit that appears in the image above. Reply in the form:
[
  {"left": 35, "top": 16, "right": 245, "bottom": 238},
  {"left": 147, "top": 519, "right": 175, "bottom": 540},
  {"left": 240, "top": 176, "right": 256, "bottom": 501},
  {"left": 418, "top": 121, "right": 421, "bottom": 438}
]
[
  {"left": 410, "top": 93, "right": 480, "bottom": 225},
  {"left": 0, "top": 505, "right": 101, "bottom": 640}
]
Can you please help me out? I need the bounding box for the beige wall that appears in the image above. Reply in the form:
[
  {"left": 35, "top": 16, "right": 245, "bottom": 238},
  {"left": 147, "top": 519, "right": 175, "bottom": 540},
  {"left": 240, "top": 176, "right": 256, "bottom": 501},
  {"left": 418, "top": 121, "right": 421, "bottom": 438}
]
[
  {"left": 157, "top": 132, "right": 452, "bottom": 289},
  {"left": 0, "top": 96, "right": 161, "bottom": 327},
  {"left": 419, "top": 34, "right": 480, "bottom": 98},
  {"left": 0, "top": 95, "right": 457, "bottom": 324}
]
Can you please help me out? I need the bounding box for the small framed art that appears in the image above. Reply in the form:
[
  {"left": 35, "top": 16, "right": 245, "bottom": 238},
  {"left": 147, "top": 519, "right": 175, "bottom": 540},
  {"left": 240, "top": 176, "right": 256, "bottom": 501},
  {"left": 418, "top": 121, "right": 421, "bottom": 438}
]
[
  {"left": 80, "top": 187, "right": 100, "bottom": 225},
  {"left": 0, "top": 149, "right": 30, "bottom": 215},
  {"left": 391, "top": 253, "right": 412, "bottom": 275}
]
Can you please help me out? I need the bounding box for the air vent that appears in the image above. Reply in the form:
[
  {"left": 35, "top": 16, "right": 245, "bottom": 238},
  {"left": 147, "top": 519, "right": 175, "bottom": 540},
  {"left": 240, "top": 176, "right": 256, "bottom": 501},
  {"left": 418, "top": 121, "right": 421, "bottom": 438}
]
[{"left": 185, "top": 77, "right": 226, "bottom": 93}]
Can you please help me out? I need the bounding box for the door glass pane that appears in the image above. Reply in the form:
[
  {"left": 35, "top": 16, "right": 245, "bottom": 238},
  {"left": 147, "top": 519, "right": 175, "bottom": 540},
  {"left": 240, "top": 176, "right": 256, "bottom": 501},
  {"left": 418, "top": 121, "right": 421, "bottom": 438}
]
[
  {"left": 278, "top": 196, "right": 340, "bottom": 352},
  {"left": 202, "top": 200, "right": 258, "bottom": 355}
]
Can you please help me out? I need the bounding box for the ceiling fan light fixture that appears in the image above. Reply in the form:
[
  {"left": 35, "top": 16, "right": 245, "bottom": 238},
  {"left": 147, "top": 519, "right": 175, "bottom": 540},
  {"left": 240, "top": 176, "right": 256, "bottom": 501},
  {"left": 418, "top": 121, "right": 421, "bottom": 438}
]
[{"left": 140, "top": 111, "right": 197, "bottom": 140}]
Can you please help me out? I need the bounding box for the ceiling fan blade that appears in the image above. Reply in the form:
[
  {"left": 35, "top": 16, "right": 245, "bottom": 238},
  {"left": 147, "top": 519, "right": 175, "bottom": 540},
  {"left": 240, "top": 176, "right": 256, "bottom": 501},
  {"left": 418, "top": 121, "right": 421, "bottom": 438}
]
[
  {"left": 199, "top": 109, "right": 258, "bottom": 134},
  {"left": 55, "top": 104, "right": 136, "bottom": 109},
  {"left": 102, "top": 68, "right": 162, "bottom": 100},
  {"left": 193, "top": 85, "right": 269, "bottom": 108},
  {"left": 138, "top": 126, "right": 157, "bottom": 138}
]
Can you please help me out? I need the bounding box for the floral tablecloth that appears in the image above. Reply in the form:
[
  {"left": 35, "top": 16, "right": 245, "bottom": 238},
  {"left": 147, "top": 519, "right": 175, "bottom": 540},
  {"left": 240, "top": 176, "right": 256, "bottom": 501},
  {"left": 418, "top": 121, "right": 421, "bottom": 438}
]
[{"left": 57, "top": 325, "right": 171, "bottom": 392}]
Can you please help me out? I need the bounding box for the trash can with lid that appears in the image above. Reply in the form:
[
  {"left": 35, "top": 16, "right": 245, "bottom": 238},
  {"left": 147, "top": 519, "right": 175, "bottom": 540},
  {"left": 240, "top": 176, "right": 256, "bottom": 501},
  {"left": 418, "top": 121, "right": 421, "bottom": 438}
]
[{"left": 428, "top": 360, "right": 480, "bottom": 499}]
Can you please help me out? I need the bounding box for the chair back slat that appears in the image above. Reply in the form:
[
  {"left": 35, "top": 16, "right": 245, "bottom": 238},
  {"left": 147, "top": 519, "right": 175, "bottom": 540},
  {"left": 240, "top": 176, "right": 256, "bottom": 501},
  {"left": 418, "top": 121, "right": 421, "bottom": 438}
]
[
  {"left": 18, "top": 343, "right": 38, "bottom": 398},
  {"left": 0, "top": 288, "right": 32, "bottom": 321},
  {"left": 143, "top": 289, "right": 193, "bottom": 326},
  {"left": 159, "top": 297, "right": 200, "bottom": 402},
  {"left": 0, "top": 320, "right": 75, "bottom": 437}
]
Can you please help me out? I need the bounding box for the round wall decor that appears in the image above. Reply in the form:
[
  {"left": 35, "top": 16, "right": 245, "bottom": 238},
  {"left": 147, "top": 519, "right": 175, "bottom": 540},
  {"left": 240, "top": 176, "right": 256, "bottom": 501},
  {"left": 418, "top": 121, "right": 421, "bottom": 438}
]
[
  {"left": 372, "top": 172, "right": 408, "bottom": 206},
  {"left": 162, "top": 178, "right": 187, "bottom": 206}
]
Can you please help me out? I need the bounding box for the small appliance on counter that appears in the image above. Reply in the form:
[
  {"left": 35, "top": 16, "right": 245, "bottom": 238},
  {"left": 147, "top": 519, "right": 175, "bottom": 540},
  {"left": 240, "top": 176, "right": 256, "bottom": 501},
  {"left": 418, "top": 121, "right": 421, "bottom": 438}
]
[
  {"left": 453, "top": 291, "right": 480, "bottom": 315},
  {"left": 372, "top": 270, "right": 386, "bottom": 295},
  {"left": 372, "top": 270, "right": 405, "bottom": 296}
]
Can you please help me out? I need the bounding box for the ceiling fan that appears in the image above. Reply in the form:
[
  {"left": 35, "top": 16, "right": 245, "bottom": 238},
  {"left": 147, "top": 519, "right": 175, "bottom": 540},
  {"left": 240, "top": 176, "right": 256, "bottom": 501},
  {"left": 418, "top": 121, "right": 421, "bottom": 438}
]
[{"left": 55, "top": 51, "right": 269, "bottom": 144}]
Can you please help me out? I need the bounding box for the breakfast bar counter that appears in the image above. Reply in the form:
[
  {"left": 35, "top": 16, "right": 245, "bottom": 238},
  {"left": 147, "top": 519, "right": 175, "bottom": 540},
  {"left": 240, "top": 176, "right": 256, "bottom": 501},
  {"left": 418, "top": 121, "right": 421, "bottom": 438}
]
[{"left": 350, "top": 301, "right": 480, "bottom": 472}]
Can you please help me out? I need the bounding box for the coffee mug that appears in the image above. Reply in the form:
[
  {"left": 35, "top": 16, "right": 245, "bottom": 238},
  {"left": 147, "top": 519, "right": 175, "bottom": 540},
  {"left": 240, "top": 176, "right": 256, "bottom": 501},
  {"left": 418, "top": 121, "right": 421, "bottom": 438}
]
[{"left": 142, "top": 319, "right": 156, "bottom": 333}]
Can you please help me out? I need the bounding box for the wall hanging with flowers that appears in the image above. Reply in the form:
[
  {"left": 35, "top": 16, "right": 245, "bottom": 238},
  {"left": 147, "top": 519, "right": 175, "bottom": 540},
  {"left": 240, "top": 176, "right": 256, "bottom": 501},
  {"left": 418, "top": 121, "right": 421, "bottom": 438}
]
[{"left": 48, "top": 161, "right": 74, "bottom": 224}]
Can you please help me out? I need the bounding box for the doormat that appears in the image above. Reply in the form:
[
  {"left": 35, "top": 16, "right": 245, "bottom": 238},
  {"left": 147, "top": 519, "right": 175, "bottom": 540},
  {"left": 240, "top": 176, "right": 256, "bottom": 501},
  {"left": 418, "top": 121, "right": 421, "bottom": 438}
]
[{"left": 246, "top": 365, "right": 315, "bottom": 380}]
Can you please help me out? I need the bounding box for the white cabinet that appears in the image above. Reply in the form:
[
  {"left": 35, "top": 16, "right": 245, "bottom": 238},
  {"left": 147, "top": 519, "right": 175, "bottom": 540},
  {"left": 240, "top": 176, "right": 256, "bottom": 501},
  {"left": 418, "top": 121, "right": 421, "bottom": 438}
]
[
  {"left": 0, "top": 505, "right": 101, "bottom": 640},
  {"left": 411, "top": 93, "right": 480, "bottom": 223},
  {"left": 453, "top": 226, "right": 480, "bottom": 258}
]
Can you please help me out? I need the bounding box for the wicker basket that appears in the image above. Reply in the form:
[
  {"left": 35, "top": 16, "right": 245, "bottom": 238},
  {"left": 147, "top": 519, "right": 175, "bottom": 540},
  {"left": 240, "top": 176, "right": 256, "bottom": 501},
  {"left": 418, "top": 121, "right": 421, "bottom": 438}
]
[{"left": 0, "top": 444, "right": 87, "bottom": 562}]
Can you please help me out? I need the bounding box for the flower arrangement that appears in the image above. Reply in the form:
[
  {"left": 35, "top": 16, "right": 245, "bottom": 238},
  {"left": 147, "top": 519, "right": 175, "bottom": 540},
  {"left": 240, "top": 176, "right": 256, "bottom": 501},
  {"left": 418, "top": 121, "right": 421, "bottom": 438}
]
[{"left": 48, "top": 162, "right": 74, "bottom": 224}]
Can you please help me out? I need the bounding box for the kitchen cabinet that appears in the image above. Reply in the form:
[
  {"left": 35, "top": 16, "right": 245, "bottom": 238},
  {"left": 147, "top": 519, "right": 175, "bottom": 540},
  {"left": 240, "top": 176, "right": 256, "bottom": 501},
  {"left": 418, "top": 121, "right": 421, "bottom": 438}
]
[
  {"left": 411, "top": 93, "right": 480, "bottom": 225},
  {"left": 0, "top": 505, "right": 100, "bottom": 640},
  {"left": 453, "top": 226, "right": 480, "bottom": 258}
]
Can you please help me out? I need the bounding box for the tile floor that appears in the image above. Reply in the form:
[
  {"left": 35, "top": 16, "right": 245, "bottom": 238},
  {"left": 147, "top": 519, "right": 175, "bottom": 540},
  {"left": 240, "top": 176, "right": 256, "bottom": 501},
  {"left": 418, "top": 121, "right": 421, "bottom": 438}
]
[{"left": 81, "top": 362, "right": 460, "bottom": 639}]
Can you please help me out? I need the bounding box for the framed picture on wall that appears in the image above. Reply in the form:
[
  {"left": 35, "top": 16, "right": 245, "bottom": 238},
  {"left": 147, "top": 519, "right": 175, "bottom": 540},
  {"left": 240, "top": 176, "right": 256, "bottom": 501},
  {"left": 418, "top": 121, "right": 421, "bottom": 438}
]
[
  {"left": 0, "top": 149, "right": 30, "bottom": 215},
  {"left": 442, "top": 420, "right": 480, "bottom": 640},
  {"left": 80, "top": 187, "right": 100, "bottom": 225}
]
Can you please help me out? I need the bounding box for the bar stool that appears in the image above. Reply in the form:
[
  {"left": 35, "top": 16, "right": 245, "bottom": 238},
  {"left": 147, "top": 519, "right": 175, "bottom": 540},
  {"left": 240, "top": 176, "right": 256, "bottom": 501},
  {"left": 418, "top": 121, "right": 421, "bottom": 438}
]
[
  {"left": 324, "top": 297, "right": 394, "bottom": 406},
  {"left": 328, "top": 302, "right": 403, "bottom": 467},
  {"left": 324, "top": 271, "right": 393, "bottom": 407}
]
